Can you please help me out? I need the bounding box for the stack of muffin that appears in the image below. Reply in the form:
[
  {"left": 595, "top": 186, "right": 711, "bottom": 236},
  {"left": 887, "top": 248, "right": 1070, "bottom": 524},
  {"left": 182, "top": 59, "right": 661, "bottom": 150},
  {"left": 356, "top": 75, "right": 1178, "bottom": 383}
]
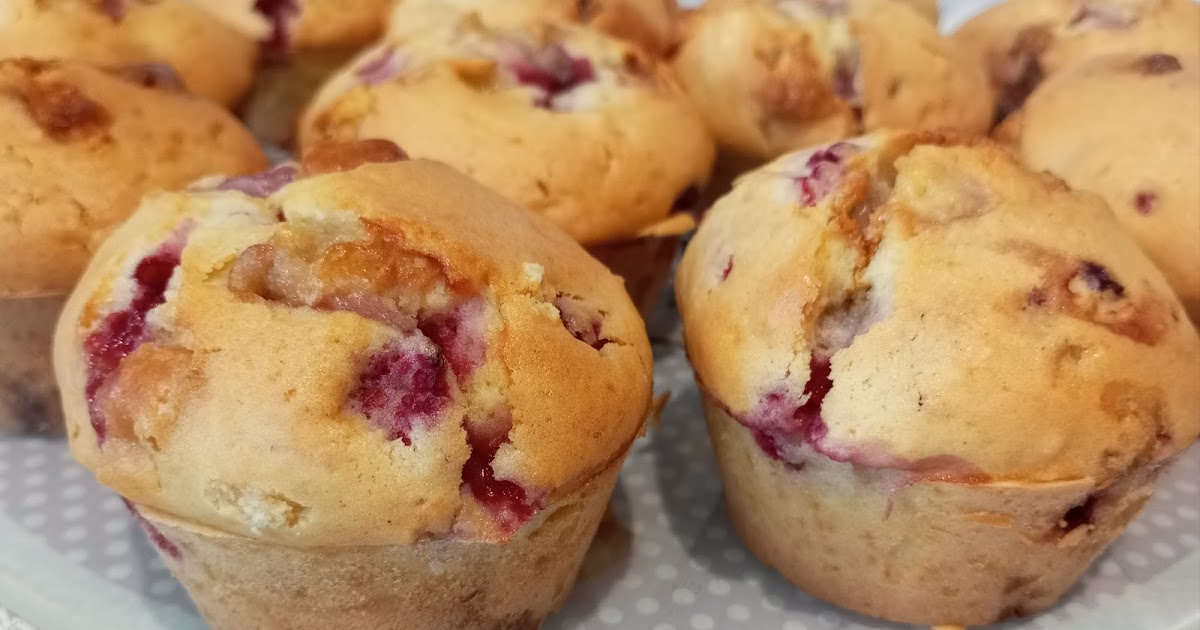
[{"left": 0, "top": 0, "right": 1196, "bottom": 628}]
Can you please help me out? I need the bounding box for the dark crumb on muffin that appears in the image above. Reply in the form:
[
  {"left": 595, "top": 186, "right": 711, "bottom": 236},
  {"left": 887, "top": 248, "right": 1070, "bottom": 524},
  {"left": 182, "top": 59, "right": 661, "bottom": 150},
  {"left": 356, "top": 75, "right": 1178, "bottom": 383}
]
[
  {"left": 108, "top": 63, "right": 188, "bottom": 92},
  {"left": 1058, "top": 494, "right": 1099, "bottom": 533},
  {"left": 993, "top": 26, "right": 1050, "bottom": 122},
  {"left": 1134, "top": 190, "right": 1158, "bottom": 215},
  {"left": 1137, "top": 54, "right": 1183, "bottom": 76}
]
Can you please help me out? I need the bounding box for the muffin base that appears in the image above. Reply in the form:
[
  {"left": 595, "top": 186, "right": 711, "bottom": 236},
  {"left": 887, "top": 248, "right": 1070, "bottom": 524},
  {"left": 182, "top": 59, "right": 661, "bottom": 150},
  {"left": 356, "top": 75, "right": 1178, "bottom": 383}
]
[
  {"left": 137, "top": 460, "right": 623, "bottom": 630},
  {"left": 702, "top": 396, "right": 1159, "bottom": 626},
  {"left": 1, "top": 297, "right": 66, "bottom": 435},
  {"left": 588, "top": 235, "right": 680, "bottom": 320}
]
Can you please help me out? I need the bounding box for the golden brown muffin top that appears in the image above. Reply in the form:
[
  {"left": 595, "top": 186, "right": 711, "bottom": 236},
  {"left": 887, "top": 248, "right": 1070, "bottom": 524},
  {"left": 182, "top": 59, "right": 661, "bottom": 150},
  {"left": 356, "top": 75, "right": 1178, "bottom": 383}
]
[
  {"left": 0, "top": 58, "right": 268, "bottom": 298},
  {"left": 56, "top": 141, "right": 654, "bottom": 546},
  {"left": 1001, "top": 52, "right": 1200, "bottom": 320},
  {"left": 677, "top": 131, "right": 1199, "bottom": 487},
  {"left": 0, "top": 0, "right": 258, "bottom": 106}
]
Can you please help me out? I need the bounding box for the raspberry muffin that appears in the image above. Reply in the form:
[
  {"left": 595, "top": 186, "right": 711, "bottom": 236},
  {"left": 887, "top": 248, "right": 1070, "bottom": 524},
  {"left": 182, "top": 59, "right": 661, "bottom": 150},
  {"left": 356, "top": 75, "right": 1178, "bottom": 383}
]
[
  {"left": 300, "top": 18, "right": 715, "bottom": 316},
  {"left": 0, "top": 58, "right": 266, "bottom": 435},
  {"left": 670, "top": 0, "right": 991, "bottom": 162},
  {"left": 388, "top": 0, "right": 682, "bottom": 57},
  {"left": 998, "top": 53, "right": 1200, "bottom": 322},
  {"left": 54, "top": 139, "right": 653, "bottom": 629},
  {"left": 0, "top": 0, "right": 257, "bottom": 108},
  {"left": 896, "top": 0, "right": 938, "bottom": 22},
  {"left": 676, "top": 131, "right": 1200, "bottom": 626},
  {"left": 953, "top": 0, "right": 1200, "bottom": 122}
]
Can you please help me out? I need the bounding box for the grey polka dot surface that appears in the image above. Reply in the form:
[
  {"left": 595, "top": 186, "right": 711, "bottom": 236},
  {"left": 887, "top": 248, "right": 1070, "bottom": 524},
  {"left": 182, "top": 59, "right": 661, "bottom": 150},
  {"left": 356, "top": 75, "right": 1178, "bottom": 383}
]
[{"left": 1, "top": 339, "right": 1197, "bottom": 629}]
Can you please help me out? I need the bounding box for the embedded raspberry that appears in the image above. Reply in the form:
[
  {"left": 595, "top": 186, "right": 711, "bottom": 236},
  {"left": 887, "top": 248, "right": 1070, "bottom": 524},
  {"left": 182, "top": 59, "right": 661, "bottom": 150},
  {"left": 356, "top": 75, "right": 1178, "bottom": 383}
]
[
  {"left": 215, "top": 165, "right": 298, "bottom": 198},
  {"left": 350, "top": 336, "right": 453, "bottom": 445},
  {"left": 1069, "top": 3, "right": 1137, "bottom": 29},
  {"left": 123, "top": 499, "right": 181, "bottom": 560},
  {"left": 84, "top": 232, "right": 187, "bottom": 443},
  {"left": 796, "top": 142, "right": 861, "bottom": 206},
  {"left": 253, "top": 0, "right": 300, "bottom": 59},
  {"left": 1076, "top": 261, "right": 1125, "bottom": 298},
  {"left": 357, "top": 47, "right": 404, "bottom": 86},
  {"left": 554, "top": 294, "right": 611, "bottom": 350},
  {"left": 793, "top": 356, "right": 833, "bottom": 443},
  {"left": 97, "top": 0, "right": 128, "bottom": 21},
  {"left": 720, "top": 256, "right": 734, "bottom": 282},
  {"left": 417, "top": 299, "right": 487, "bottom": 381},
  {"left": 461, "top": 413, "right": 539, "bottom": 533},
  {"left": 1134, "top": 190, "right": 1157, "bottom": 215},
  {"left": 507, "top": 43, "right": 596, "bottom": 109}
]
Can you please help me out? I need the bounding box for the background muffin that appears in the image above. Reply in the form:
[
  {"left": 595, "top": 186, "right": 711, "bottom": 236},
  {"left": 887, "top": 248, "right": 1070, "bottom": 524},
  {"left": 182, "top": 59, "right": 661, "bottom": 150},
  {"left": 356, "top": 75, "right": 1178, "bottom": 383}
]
[
  {"left": 953, "top": 0, "right": 1200, "bottom": 122},
  {"left": 671, "top": 0, "right": 991, "bottom": 162},
  {"left": 0, "top": 58, "right": 267, "bottom": 435},
  {"left": 200, "top": 0, "right": 398, "bottom": 146},
  {"left": 300, "top": 17, "right": 714, "bottom": 315},
  {"left": 999, "top": 52, "right": 1200, "bottom": 321},
  {"left": 54, "top": 141, "right": 653, "bottom": 629},
  {"left": 676, "top": 131, "right": 1200, "bottom": 626},
  {"left": 0, "top": 0, "right": 258, "bottom": 107},
  {"left": 389, "top": 0, "right": 681, "bottom": 57}
]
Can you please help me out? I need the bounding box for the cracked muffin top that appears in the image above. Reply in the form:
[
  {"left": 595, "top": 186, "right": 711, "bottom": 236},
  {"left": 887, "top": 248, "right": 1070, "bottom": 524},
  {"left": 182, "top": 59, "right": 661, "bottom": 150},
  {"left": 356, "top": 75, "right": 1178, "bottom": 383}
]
[
  {"left": 0, "top": 0, "right": 258, "bottom": 107},
  {"left": 54, "top": 140, "right": 654, "bottom": 546},
  {"left": 670, "top": 0, "right": 991, "bottom": 161},
  {"left": 0, "top": 58, "right": 268, "bottom": 299},
  {"left": 953, "top": 0, "right": 1200, "bottom": 123},
  {"left": 998, "top": 52, "right": 1200, "bottom": 321},
  {"left": 388, "top": 0, "right": 681, "bottom": 57},
  {"left": 676, "top": 131, "right": 1200, "bottom": 488},
  {"left": 298, "top": 17, "right": 714, "bottom": 247},
  {"left": 200, "top": 0, "right": 396, "bottom": 56}
]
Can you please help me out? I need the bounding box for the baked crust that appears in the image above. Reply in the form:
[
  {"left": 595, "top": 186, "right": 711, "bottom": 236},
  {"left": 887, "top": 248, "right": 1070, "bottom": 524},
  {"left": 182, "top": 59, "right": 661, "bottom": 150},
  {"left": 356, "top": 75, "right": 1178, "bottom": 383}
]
[
  {"left": 671, "top": 0, "right": 990, "bottom": 160},
  {"left": 0, "top": 58, "right": 268, "bottom": 298},
  {"left": 0, "top": 0, "right": 257, "bottom": 107},
  {"left": 1004, "top": 53, "right": 1200, "bottom": 320},
  {"left": 953, "top": 0, "right": 1200, "bottom": 121},
  {"left": 56, "top": 146, "right": 653, "bottom": 546},
  {"left": 677, "top": 130, "right": 1199, "bottom": 484},
  {"left": 299, "top": 18, "right": 714, "bottom": 246}
]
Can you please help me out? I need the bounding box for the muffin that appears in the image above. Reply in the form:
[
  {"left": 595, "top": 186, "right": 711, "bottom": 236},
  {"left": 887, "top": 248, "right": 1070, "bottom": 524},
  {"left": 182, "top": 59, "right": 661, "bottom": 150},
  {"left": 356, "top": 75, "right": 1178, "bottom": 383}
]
[
  {"left": 0, "top": 0, "right": 258, "bottom": 108},
  {"left": 300, "top": 17, "right": 715, "bottom": 316},
  {"left": 201, "top": 0, "right": 397, "bottom": 145},
  {"left": 675, "top": 130, "right": 1200, "bottom": 626},
  {"left": 998, "top": 52, "right": 1200, "bottom": 322},
  {"left": 896, "top": 0, "right": 938, "bottom": 22},
  {"left": 953, "top": 0, "right": 1200, "bottom": 122},
  {"left": 54, "top": 139, "right": 654, "bottom": 629},
  {"left": 0, "top": 58, "right": 267, "bottom": 435},
  {"left": 388, "top": 0, "right": 682, "bottom": 57},
  {"left": 670, "top": 0, "right": 991, "bottom": 162}
]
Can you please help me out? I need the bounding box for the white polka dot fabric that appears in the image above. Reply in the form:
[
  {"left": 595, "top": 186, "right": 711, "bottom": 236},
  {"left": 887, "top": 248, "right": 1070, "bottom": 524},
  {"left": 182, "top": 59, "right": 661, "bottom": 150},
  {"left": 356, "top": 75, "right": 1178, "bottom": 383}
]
[{"left": 0, "top": 338, "right": 1197, "bottom": 629}]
